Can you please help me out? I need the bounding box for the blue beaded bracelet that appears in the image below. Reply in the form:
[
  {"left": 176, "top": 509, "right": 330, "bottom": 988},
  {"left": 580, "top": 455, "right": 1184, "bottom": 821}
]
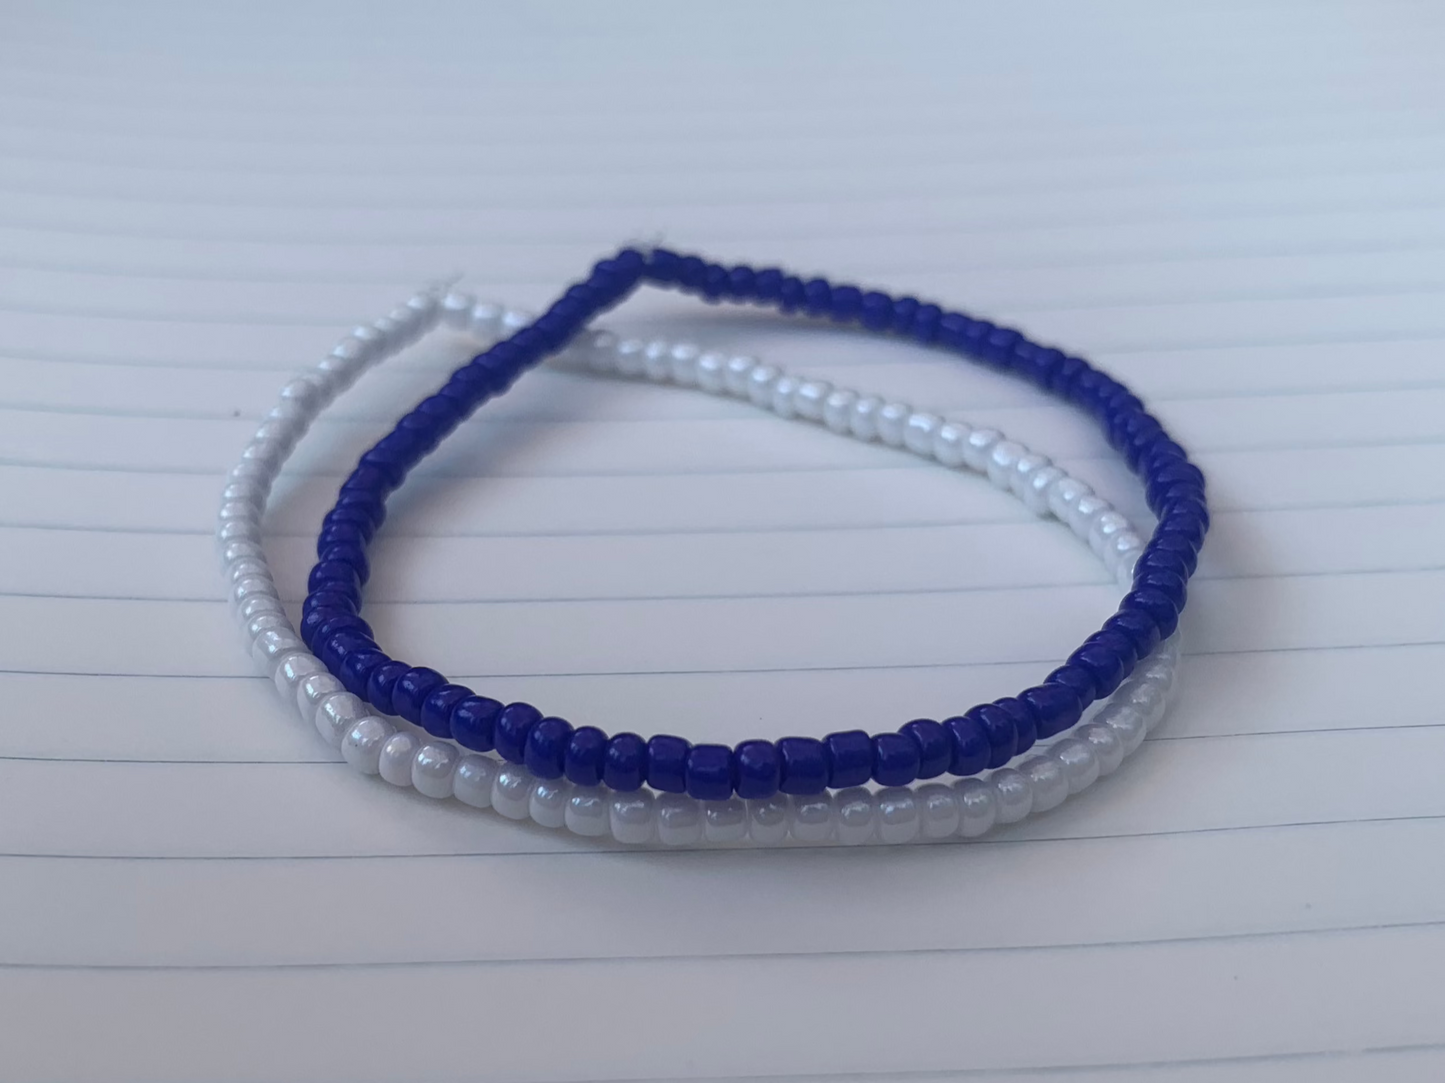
[{"left": 302, "top": 247, "right": 1208, "bottom": 801}]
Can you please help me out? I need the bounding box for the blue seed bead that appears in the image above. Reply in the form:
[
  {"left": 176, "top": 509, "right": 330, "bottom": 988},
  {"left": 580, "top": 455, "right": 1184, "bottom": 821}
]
[
  {"left": 777, "top": 736, "right": 827, "bottom": 795},
  {"left": 943, "top": 713, "right": 991, "bottom": 776},
  {"left": 727, "top": 265, "right": 757, "bottom": 299},
  {"left": 494, "top": 702, "right": 543, "bottom": 765},
  {"left": 1145, "top": 532, "right": 1200, "bottom": 577},
  {"left": 911, "top": 302, "right": 942, "bottom": 343},
  {"left": 298, "top": 608, "right": 333, "bottom": 650},
  {"left": 860, "top": 291, "right": 893, "bottom": 331},
  {"left": 419, "top": 683, "right": 471, "bottom": 739},
  {"left": 1104, "top": 608, "right": 1162, "bottom": 660},
  {"left": 872, "top": 732, "right": 921, "bottom": 787},
  {"left": 753, "top": 267, "right": 784, "bottom": 302},
  {"left": 319, "top": 631, "right": 372, "bottom": 673},
  {"left": 778, "top": 275, "right": 806, "bottom": 312},
  {"left": 564, "top": 725, "right": 607, "bottom": 787},
  {"left": 1136, "top": 567, "right": 1188, "bottom": 611},
  {"left": 1019, "top": 682, "right": 1083, "bottom": 740},
  {"left": 1123, "top": 587, "right": 1181, "bottom": 639},
  {"left": 802, "top": 277, "right": 832, "bottom": 317},
  {"left": 972, "top": 704, "right": 1019, "bottom": 769},
  {"left": 392, "top": 667, "right": 446, "bottom": 726},
  {"left": 685, "top": 743, "right": 734, "bottom": 801},
  {"left": 366, "top": 660, "right": 411, "bottom": 717},
  {"left": 603, "top": 732, "right": 647, "bottom": 791},
  {"left": 900, "top": 718, "right": 950, "bottom": 779},
  {"left": 302, "top": 589, "right": 357, "bottom": 617},
  {"left": 733, "top": 740, "right": 782, "bottom": 799},
  {"left": 677, "top": 255, "right": 707, "bottom": 290},
  {"left": 1049, "top": 354, "right": 1089, "bottom": 394},
  {"left": 524, "top": 717, "right": 574, "bottom": 780},
  {"left": 316, "top": 521, "right": 367, "bottom": 555},
  {"left": 340, "top": 647, "right": 388, "bottom": 698},
  {"left": 307, "top": 559, "right": 360, "bottom": 596},
  {"left": 890, "top": 296, "right": 919, "bottom": 334},
  {"left": 310, "top": 613, "right": 371, "bottom": 653},
  {"left": 645, "top": 735, "right": 691, "bottom": 794},
  {"left": 828, "top": 285, "right": 862, "bottom": 322},
  {"left": 993, "top": 697, "right": 1039, "bottom": 757},
  {"left": 451, "top": 695, "right": 502, "bottom": 752},
  {"left": 1069, "top": 630, "right": 1137, "bottom": 700},
  {"left": 1047, "top": 663, "right": 1099, "bottom": 712},
  {"left": 823, "top": 730, "right": 874, "bottom": 788}
]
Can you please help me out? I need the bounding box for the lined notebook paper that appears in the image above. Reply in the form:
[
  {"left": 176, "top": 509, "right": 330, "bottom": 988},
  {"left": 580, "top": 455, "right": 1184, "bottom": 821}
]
[{"left": 3, "top": 1, "right": 1445, "bottom": 1080}]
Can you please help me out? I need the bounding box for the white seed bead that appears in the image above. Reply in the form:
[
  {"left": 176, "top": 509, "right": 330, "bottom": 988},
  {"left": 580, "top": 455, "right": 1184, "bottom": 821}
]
[
  {"left": 221, "top": 481, "right": 265, "bottom": 508},
  {"left": 610, "top": 792, "right": 656, "bottom": 844},
  {"left": 1078, "top": 721, "right": 1126, "bottom": 776},
  {"left": 703, "top": 798, "right": 749, "bottom": 844},
  {"left": 565, "top": 791, "right": 611, "bottom": 837},
  {"left": 955, "top": 778, "right": 999, "bottom": 837},
  {"left": 790, "top": 795, "right": 835, "bottom": 843},
  {"left": 218, "top": 500, "right": 260, "bottom": 525},
  {"left": 228, "top": 557, "right": 268, "bottom": 584},
  {"left": 643, "top": 340, "right": 673, "bottom": 382},
  {"left": 314, "top": 691, "right": 369, "bottom": 749},
  {"left": 1048, "top": 476, "right": 1093, "bottom": 522},
  {"left": 1011, "top": 452, "right": 1053, "bottom": 504},
  {"left": 441, "top": 291, "right": 475, "bottom": 328},
  {"left": 469, "top": 301, "right": 503, "bottom": 339},
  {"left": 529, "top": 779, "right": 570, "bottom": 828},
  {"left": 491, "top": 767, "right": 533, "bottom": 820},
  {"left": 272, "top": 652, "right": 325, "bottom": 700},
  {"left": 1089, "top": 510, "right": 1132, "bottom": 558},
  {"left": 1102, "top": 701, "right": 1149, "bottom": 755},
  {"left": 1108, "top": 530, "right": 1144, "bottom": 574},
  {"left": 1022, "top": 755, "right": 1070, "bottom": 812},
  {"left": 577, "top": 329, "right": 618, "bottom": 373},
  {"left": 231, "top": 576, "right": 279, "bottom": 614},
  {"left": 1023, "top": 465, "right": 1069, "bottom": 514},
  {"left": 220, "top": 540, "right": 264, "bottom": 566},
  {"left": 822, "top": 388, "right": 858, "bottom": 433},
  {"left": 746, "top": 363, "right": 781, "bottom": 407},
  {"left": 723, "top": 355, "right": 757, "bottom": 396},
  {"left": 251, "top": 628, "right": 303, "bottom": 672},
  {"left": 614, "top": 338, "right": 647, "bottom": 377},
  {"left": 903, "top": 412, "right": 941, "bottom": 456},
  {"left": 244, "top": 612, "right": 290, "bottom": 642},
  {"left": 452, "top": 754, "right": 499, "bottom": 808},
  {"left": 296, "top": 672, "right": 345, "bottom": 722},
  {"left": 694, "top": 351, "right": 728, "bottom": 393},
  {"left": 218, "top": 519, "right": 261, "bottom": 547},
  {"left": 917, "top": 783, "right": 961, "bottom": 839},
  {"left": 656, "top": 793, "right": 703, "bottom": 846},
  {"left": 875, "top": 402, "right": 910, "bottom": 448},
  {"left": 835, "top": 787, "right": 877, "bottom": 844},
  {"left": 378, "top": 732, "right": 420, "bottom": 787},
  {"left": 1125, "top": 677, "right": 1169, "bottom": 729},
  {"left": 932, "top": 421, "right": 970, "bottom": 468},
  {"left": 793, "top": 379, "right": 832, "bottom": 421},
  {"left": 341, "top": 716, "right": 394, "bottom": 775},
  {"left": 876, "top": 787, "right": 921, "bottom": 844},
  {"left": 1051, "top": 737, "right": 1101, "bottom": 795},
  {"left": 238, "top": 593, "right": 284, "bottom": 623},
  {"left": 413, "top": 742, "right": 460, "bottom": 799},
  {"left": 962, "top": 427, "right": 1001, "bottom": 472},
  {"left": 748, "top": 797, "right": 791, "bottom": 844},
  {"left": 986, "top": 440, "right": 1026, "bottom": 489},
  {"left": 849, "top": 394, "right": 885, "bottom": 441},
  {"left": 991, "top": 768, "right": 1034, "bottom": 824},
  {"left": 770, "top": 374, "right": 801, "bottom": 418},
  {"left": 667, "top": 342, "right": 702, "bottom": 386},
  {"left": 499, "top": 308, "right": 534, "bottom": 334},
  {"left": 1068, "top": 493, "right": 1113, "bottom": 539}
]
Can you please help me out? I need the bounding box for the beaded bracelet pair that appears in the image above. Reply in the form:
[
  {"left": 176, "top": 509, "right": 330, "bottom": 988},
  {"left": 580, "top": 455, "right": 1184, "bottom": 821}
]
[
  {"left": 221, "top": 284, "right": 1178, "bottom": 846},
  {"left": 291, "top": 248, "right": 1203, "bottom": 807}
]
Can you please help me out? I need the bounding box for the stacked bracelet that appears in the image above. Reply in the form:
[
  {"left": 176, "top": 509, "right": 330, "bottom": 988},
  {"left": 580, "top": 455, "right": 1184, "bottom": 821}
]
[
  {"left": 299, "top": 248, "right": 1205, "bottom": 802},
  {"left": 220, "top": 282, "right": 1179, "bottom": 846}
]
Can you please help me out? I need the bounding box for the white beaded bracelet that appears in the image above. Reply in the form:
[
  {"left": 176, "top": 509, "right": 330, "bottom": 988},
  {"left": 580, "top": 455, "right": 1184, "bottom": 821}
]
[{"left": 219, "top": 288, "right": 1179, "bottom": 847}]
